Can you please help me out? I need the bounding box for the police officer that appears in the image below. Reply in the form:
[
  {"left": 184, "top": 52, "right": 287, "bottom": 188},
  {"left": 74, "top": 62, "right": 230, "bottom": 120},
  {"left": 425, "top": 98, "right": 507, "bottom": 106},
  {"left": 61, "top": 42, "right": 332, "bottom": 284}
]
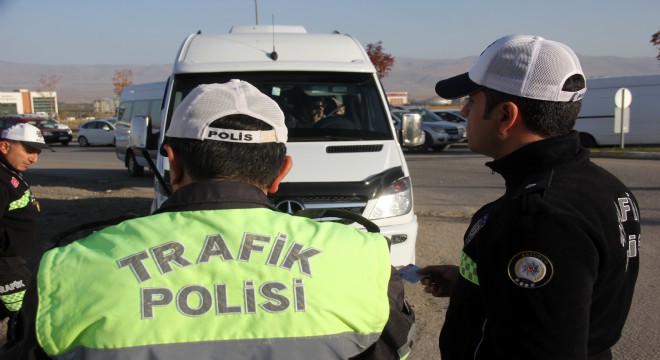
[
  {"left": 0, "top": 123, "right": 52, "bottom": 338},
  {"left": 419, "top": 35, "right": 640, "bottom": 359},
  {"left": 3, "top": 80, "right": 415, "bottom": 359}
]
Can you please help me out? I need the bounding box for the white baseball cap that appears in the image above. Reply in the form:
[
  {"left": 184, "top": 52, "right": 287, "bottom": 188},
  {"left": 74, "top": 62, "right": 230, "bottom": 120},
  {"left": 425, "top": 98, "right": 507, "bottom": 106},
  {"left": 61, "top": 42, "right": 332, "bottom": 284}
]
[
  {"left": 165, "top": 80, "right": 287, "bottom": 143},
  {"left": 435, "top": 35, "right": 586, "bottom": 102},
  {"left": 1, "top": 123, "right": 53, "bottom": 151}
]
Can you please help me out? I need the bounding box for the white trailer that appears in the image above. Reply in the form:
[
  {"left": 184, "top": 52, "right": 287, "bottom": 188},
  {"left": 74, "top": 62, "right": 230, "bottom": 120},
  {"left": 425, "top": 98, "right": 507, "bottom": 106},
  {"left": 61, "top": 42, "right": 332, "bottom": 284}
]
[{"left": 575, "top": 74, "right": 660, "bottom": 147}]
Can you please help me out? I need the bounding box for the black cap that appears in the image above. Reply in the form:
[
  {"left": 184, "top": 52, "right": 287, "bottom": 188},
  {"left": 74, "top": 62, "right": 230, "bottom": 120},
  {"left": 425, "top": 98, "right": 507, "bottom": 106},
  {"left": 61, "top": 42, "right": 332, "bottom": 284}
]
[{"left": 434, "top": 72, "right": 483, "bottom": 100}]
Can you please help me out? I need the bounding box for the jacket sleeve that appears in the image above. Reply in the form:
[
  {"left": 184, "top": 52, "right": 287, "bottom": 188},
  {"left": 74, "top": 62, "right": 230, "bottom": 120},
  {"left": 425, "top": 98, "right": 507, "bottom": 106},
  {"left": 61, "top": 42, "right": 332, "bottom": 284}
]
[
  {"left": 352, "top": 267, "right": 416, "bottom": 360},
  {"left": 0, "top": 271, "right": 52, "bottom": 359},
  {"left": 0, "top": 184, "right": 9, "bottom": 250}
]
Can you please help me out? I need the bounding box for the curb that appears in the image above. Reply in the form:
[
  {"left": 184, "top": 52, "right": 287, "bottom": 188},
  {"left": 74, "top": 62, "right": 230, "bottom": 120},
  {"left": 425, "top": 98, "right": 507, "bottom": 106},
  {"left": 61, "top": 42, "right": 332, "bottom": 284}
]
[{"left": 589, "top": 151, "right": 660, "bottom": 160}]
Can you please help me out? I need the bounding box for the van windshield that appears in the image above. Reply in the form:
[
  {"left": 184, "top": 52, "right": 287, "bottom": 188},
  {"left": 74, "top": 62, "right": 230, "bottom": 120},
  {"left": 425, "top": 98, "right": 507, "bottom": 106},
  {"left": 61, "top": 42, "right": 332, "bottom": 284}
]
[{"left": 168, "top": 72, "right": 393, "bottom": 141}]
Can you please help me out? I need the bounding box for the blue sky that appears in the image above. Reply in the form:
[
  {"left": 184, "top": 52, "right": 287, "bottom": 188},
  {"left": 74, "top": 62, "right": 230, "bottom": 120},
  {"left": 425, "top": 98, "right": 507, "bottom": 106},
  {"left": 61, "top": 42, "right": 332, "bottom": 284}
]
[{"left": 0, "top": 0, "right": 658, "bottom": 65}]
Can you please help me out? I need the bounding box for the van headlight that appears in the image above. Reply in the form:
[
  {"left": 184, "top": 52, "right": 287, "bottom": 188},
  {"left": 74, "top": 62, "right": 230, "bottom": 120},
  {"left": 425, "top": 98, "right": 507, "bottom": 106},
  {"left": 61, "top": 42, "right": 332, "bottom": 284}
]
[{"left": 369, "top": 177, "right": 413, "bottom": 219}]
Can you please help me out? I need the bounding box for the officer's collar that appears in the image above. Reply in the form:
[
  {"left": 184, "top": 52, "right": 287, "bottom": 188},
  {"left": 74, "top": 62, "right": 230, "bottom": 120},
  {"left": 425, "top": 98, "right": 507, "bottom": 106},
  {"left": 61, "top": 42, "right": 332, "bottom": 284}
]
[{"left": 154, "top": 180, "right": 275, "bottom": 214}]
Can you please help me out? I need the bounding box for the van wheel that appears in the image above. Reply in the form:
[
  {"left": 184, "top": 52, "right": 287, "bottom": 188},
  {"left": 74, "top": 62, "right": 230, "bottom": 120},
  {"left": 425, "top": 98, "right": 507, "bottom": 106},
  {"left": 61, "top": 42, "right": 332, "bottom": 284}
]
[
  {"left": 579, "top": 133, "right": 597, "bottom": 148},
  {"left": 127, "top": 152, "right": 145, "bottom": 177}
]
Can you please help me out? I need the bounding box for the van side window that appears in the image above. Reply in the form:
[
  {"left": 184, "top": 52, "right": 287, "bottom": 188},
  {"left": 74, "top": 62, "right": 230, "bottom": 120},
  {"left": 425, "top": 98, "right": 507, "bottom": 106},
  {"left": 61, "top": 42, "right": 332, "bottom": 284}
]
[
  {"left": 117, "top": 103, "right": 133, "bottom": 123},
  {"left": 132, "top": 100, "right": 150, "bottom": 119},
  {"left": 148, "top": 99, "right": 163, "bottom": 129}
]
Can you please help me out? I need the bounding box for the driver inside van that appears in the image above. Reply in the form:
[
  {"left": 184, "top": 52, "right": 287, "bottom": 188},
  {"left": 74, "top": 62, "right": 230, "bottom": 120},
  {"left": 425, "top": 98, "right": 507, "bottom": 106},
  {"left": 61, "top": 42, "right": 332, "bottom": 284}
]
[
  {"left": 300, "top": 97, "right": 325, "bottom": 125},
  {"left": 325, "top": 97, "right": 345, "bottom": 117}
]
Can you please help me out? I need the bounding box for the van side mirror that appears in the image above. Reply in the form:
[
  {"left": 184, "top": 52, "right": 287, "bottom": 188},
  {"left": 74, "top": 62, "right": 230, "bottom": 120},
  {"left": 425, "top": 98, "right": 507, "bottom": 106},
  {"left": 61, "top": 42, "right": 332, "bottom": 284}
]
[
  {"left": 400, "top": 113, "right": 424, "bottom": 147},
  {"left": 128, "top": 115, "right": 171, "bottom": 197},
  {"left": 129, "top": 115, "right": 151, "bottom": 148}
]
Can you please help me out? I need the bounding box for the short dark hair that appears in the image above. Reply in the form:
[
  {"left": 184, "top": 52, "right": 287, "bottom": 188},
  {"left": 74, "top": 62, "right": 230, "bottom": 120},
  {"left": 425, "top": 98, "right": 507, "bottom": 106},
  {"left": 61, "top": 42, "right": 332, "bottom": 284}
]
[
  {"left": 166, "top": 114, "right": 287, "bottom": 189},
  {"left": 482, "top": 74, "right": 585, "bottom": 137}
]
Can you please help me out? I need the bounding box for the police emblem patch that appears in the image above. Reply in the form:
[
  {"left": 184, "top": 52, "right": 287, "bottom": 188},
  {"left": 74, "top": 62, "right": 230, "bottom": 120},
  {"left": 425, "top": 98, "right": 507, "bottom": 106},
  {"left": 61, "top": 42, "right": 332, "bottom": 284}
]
[
  {"left": 508, "top": 251, "right": 553, "bottom": 288},
  {"left": 11, "top": 177, "right": 19, "bottom": 188}
]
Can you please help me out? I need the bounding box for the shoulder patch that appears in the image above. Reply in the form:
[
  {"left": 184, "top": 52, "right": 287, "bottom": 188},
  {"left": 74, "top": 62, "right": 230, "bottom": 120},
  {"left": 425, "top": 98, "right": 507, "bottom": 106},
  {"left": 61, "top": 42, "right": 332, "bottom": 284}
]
[
  {"left": 465, "top": 214, "right": 488, "bottom": 245},
  {"left": 10, "top": 177, "right": 19, "bottom": 188},
  {"left": 508, "top": 251, "right": 554, "bottom": 288}
]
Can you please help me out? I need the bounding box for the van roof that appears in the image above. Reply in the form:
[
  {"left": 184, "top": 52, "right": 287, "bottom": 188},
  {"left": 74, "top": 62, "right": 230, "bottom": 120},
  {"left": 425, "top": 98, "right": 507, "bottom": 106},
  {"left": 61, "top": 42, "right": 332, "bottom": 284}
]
[
  {"left": 119, "top": 81, "right": 167, "bottom": 101},
  {"left": 229, "top": 25, "right": 307, "bottom": 34},
  {"left": 173, "top": 27, "right": 375, "bottom": 74}
]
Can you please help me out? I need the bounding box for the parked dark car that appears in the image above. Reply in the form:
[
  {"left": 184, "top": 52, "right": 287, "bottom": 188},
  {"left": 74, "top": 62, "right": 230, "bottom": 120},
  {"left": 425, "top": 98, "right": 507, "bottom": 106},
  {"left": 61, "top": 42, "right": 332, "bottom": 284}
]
[{"left": 0, "top": 114, "right": 73, "bottom": 145}]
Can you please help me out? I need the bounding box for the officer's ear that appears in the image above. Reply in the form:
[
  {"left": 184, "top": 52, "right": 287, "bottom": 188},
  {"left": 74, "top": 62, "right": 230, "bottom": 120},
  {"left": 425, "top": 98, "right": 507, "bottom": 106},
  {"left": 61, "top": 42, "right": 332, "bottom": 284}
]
[
  {"left": 268, "top": 155, "right": 293, "bottom": 194},
  {"left": 496, "top": 101, "right": 520, "bottom": 136},
  {"left": 0, "top": 140, "right": 10, "bottom": 155},
  {"left": 164, "top": 144, "right": 187, "bottom": 189}
]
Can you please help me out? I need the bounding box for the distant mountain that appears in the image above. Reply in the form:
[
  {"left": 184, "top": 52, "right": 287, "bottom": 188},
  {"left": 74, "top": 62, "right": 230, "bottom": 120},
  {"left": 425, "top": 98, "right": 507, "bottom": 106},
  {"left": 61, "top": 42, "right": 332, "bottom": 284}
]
[
  {"left": 0, "top": 62, "right": 171, "bottom": 102},
  {"left": 381, "top": 55, "right": 660, "bottom": 100},
  {"left": 1, "top": 55, "right": 658, "bottom": 103}
]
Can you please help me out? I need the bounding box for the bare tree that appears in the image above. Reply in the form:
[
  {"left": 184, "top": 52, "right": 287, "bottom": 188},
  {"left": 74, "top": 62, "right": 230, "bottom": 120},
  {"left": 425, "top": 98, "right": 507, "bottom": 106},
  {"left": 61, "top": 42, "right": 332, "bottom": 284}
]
[
  {"left": 36, "top": 74, "right": 61, "bottom": 92},
  {"left": 36, "top": 74, "right": 61, "bottom": 117},
  {"left": 113, "top": 69, "right": 134, "bottom": 97},
  {"left": 652, "top": 31, "right": 660, "bottom": 61},
  {"left": 366, "top": 41, "right": 395, "bottom": 79}
]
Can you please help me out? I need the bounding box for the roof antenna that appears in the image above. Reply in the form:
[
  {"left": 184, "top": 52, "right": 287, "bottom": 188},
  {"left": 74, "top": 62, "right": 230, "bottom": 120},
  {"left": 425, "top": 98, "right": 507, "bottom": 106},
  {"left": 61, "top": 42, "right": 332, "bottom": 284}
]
[
  {"left": 254, "top": 0, "right": 259, "bottom": 24},
  {"left": 269, "top": 14, "right": 278, "bottom": 61}
]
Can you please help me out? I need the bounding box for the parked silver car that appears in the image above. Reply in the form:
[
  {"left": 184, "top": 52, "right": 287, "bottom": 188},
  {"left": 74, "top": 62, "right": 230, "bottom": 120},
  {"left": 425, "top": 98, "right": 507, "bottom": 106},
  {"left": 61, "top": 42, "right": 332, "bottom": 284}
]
[{"left": 391, "top": 108, "right": 466, "bottom": 152}]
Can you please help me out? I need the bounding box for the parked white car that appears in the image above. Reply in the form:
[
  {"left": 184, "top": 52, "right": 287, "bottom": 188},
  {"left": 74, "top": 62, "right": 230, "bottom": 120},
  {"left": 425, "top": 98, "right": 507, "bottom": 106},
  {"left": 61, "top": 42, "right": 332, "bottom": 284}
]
[{"left": 77, "top": 118, "right": 117, "bottom": 146}]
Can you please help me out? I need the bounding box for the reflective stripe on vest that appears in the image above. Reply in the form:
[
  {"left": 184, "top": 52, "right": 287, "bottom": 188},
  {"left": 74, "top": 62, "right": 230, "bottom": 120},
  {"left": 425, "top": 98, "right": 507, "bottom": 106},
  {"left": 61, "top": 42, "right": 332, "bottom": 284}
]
[
  {"left": 0, "top": 289, "right": 25, "bottom": 312},
  {"left": 459, "top": 251, "right": 479, "bottom": 285},
  {"left": 8, "top": 190, "right": 31, "bottom": 211},
  {"left": 36, "top": 208, "right": 392, "bottom": 359}
]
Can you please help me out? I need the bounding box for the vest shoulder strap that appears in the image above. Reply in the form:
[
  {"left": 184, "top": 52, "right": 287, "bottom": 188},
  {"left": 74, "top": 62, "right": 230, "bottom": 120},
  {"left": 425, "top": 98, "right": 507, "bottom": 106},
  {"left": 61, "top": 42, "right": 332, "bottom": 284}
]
[{"left": 293, "top": 208, "right": 380, "bottom": 233}]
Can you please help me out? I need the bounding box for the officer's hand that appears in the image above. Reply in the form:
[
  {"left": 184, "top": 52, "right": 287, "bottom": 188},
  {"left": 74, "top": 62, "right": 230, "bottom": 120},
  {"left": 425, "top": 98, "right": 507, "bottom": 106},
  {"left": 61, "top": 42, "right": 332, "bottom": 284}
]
[{"left": 417, "top": 265, "right": 459, "bottom": 297}]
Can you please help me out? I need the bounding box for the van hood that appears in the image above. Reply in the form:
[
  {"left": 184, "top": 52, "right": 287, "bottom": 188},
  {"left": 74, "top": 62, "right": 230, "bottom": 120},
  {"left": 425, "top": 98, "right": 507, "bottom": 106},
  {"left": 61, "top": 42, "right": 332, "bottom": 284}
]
[{"left": 284, "top": 141, "right": 407, "bottom": 182}]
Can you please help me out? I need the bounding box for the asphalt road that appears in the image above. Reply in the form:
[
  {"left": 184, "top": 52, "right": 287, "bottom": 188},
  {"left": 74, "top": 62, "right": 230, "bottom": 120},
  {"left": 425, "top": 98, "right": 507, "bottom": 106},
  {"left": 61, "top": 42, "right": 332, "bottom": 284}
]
[
  {"left": 30, "top": 143, "right": 153, "bottom": 189},
  {"left": 17, "top": 143, "right": 660, "bottom": 358}
]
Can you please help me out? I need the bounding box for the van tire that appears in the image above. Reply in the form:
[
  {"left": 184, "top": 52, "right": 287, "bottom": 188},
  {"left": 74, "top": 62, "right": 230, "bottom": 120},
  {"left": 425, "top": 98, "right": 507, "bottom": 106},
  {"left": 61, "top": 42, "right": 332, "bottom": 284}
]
[{"left": 127, "top": 152, "right": 144, "bottom": 177}]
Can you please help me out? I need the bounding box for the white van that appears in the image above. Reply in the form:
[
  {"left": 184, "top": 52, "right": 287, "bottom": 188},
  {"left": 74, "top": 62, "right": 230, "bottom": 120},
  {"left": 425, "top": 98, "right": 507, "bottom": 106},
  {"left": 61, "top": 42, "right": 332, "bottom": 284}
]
[
  {"left": 152, "top": 25, "right": 423, "bottom": 266},
  {"left": 115, "top": 81, "right": 167, "bottom": 176},
  {"left": 574, "top": 74, "right": 660, "bottom": 147}
]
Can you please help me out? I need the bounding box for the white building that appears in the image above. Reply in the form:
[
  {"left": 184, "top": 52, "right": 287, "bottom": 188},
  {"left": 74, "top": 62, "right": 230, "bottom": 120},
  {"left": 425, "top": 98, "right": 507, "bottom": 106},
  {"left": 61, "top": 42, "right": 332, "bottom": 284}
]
[{"left": 0, "top": 89, "right": 59, "bottom": 117}]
